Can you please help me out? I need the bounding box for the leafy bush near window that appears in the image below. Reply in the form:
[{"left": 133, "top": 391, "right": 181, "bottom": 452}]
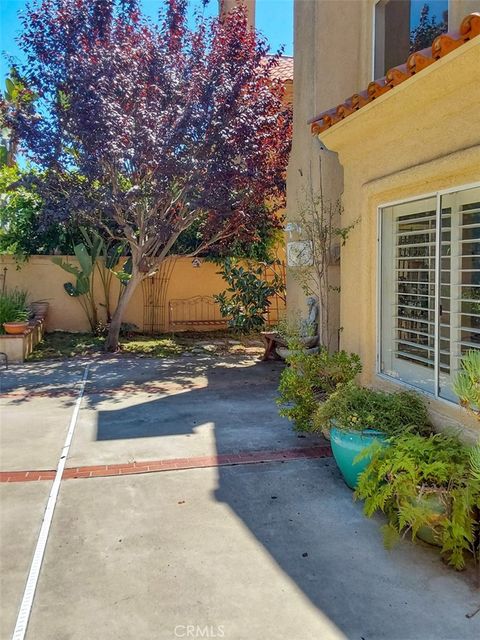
[
  {"left": 453, "top": 350, "right": 480, "bottom": 422},
  {"left": 313, "top": 383, "right": 431, "bottom": 436},
  {"left": 354, "top": 433, "right": 480, "bottom": 570},
  {"left": 0, "top": 288, "right": 29, "bottom": 331},
  {"left": 277, "top": 350, "right": 362, "bottom": 431},
  {"left": 214, "top": 257, "right": 285, "bottom": 334}
]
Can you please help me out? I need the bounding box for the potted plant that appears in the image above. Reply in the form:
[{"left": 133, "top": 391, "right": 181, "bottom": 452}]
[
  {"left": 0, "top": 289, "right": 30, "bottom": 334},
  {"left": 313, "top": 383, "right": 430, "bottom": 488},
  {"left": 30, "top": 299, "right": 50, "bottom": 320},
  {"left": 355, "top": 432, "right": 479, "bottom": 570}
]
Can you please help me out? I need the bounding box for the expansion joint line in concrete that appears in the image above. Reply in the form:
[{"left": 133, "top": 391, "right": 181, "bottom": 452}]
[
  {"left": 11, "top": 364, "right": 90, "bottom": 640},
  {"left": 1, "top": 446, "right": 332, "bottom": 484}
]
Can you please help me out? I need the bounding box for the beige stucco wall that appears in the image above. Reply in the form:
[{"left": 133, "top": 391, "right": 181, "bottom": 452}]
[
  {"left": 286, "top": 0, "right": 480, "bottom": 347},
  {"left": 449, "top": 0, "right": 480, "bottom": 30},
  {"left": 1, "top": 252, "right": 285, "bottom": 334},
  {"left": 219, "top": 0, "right": 255, "bottom": 27},
  {"left": 286, "top": 0, "right": 374, "bottom": 348},
  {"left": 318, "top": 37, "right": 480, "bottom": 439}
]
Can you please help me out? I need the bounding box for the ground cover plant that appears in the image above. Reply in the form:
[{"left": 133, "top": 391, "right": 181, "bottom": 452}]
[
  {"left": 313, "top": 382, "right": 431, "bottom": 437},
  {"left": 3, "top": 0, "right": 291, "bottom": 351},
  {"left": 27, "top": 330, "right": 264, "bottom": 361}
]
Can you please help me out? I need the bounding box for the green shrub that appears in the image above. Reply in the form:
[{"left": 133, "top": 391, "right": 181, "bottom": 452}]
[
  {"left": 277, "top": 349, "right": 362, "bottom": 431},
  {"left": 0, "top": 288, "right": 29, "bottom": 331},
  {"left": 0, "top": 165, "right": 81, "bottom": 262},
  {"left": 313, "top": 382, "right": 430, "bottom": 436},
  {"left": 355, "top": 432, "right": 480, "bottom": 570},
  {"left": 215, "top": 257, "right": 285, "bottom": 334}
]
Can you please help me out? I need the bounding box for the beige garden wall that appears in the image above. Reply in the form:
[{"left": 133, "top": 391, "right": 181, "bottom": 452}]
[
  {"left": 1, "top": 251, "right": 286, "bottom": 334},
  {"left": 318, "top": 37, "right": 480, "bottom": 438}
]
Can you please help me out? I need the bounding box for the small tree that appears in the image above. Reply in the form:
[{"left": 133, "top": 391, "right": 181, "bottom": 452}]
[
  {"left": 3, "top": 0, "right": 291, "bottom": 350},
  {"left": 410, "top": 4, "right": 448, "bottom": 53},
  {"left": 214, "top": 256, "right": 285, "bottom": 333},
  {"left": 289, "top": 186, "right": 357, "bottom": 350}
]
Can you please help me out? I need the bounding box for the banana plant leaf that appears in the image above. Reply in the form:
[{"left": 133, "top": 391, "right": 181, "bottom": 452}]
[
  {"left": 73, "top": 243, "right": 94, "bottom": 277},
  {"left": 75, "top": 275, "right": 90, "bottom": 295},
  {"left": 105, "top": 242, "right": 125, "bottom": 270},
  {"left": 52, "top": 256, "right": 82, "bottom": 277}
]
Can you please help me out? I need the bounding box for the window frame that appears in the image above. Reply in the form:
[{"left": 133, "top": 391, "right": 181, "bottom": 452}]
[
  {"left": 376, "top": 181, "right": 480, "bottom": 404},
  {"left": 372, "top": 0, "right": 386, "bottom": 81}
]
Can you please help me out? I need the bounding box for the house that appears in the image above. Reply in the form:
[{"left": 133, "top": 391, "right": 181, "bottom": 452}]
[{"left": 286, "top": 0, "right": 480, "bottom": 438}]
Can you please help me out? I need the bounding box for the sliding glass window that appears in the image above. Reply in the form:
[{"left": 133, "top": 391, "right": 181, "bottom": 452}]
[{"left": 379, "top": 185, "right": 480, "bottom": 401}]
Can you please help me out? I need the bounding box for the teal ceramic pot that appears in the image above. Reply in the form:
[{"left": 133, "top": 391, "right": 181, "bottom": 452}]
[{"left": 330, "top": 427, "right": 387, "bottom": 489}]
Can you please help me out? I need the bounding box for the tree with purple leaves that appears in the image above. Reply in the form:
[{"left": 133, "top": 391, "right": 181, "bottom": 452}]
[{"left": 2, "top": 0, "right": 291, "bottom": 351}]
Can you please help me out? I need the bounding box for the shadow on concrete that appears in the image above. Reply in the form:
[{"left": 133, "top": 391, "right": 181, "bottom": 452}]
[
  {"left": 7, "top": 355, "right": 477, "bottom": 638},
  {"left": 93, "top": 357, "right": 480, "bottom": 639},
  {"left": 95, "top": 358, "right": 322, "bottom": 453}
]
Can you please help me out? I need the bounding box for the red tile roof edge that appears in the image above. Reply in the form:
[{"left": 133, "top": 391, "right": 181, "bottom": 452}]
[
  {"left": 309, "top": 13, "right": 480, "bottom": 136},
  {"left": 265, "top": 55, "right": 294, "bottom": 81}
]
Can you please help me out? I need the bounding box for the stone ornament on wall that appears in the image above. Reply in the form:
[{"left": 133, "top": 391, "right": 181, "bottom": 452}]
[{"left": 287, "top": 241, "right": 313, "bottom": 267}]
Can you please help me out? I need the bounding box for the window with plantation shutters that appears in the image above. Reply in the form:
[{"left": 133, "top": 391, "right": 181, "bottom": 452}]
[{"left": 380, "top": 185, "right": 480, "bottom": 402}]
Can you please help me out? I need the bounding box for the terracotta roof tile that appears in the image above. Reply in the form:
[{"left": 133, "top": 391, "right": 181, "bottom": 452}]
[
  {"left": 310, "top": 12, "right": 480, "bottom": 136},
  {"left": 268, "top": 55, "right": 294, "bottom": 82}
]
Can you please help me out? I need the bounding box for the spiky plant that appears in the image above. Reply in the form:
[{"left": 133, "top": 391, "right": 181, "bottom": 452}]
[{"left": 453, "top": 351, "right": 480, "bottom": 421}]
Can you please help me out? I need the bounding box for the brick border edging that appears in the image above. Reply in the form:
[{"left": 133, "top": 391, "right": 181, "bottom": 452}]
[{"left": 0, "top": 445, "right": 332, "bottom": 483}]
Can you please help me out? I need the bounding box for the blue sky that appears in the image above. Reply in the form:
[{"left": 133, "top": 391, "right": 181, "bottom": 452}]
[
  {"left": 0, "top": 0, "right": 294, "bottom": 80},
  {"left": 0, "top": 0, "right": 450, "bottom": 82},
  {"left": 411, "top": 0, "right": 448, "bottom": 24}
]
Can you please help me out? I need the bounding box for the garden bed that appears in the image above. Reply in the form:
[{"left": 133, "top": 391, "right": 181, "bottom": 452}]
[{"left": 26, "top": 330, "right": 265, "bottom": 361}]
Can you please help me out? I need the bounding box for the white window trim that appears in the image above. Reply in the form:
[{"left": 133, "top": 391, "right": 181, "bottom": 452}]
[{"left": 375, "top": 180, "right": 480, "bottom": 405}]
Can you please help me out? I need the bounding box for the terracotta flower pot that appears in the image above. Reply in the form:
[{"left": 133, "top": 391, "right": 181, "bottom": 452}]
[{"left": 3, "top": 321, "right": 29, "bottom": 335}]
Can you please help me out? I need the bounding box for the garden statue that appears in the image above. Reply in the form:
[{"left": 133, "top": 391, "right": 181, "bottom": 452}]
[
  {"left": 261, "top": 295, "right": 319, "bottom": 361},
  {"left": 299, "top": 296, "right": 319, "bottom": 340}
]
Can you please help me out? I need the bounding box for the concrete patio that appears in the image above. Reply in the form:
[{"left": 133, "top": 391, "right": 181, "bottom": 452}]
[{"left": 1, "top": 354, "right": 479, "bottom": 640}]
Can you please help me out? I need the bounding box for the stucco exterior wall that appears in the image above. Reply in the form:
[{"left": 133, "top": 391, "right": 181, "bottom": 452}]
[
  {"left": 286, "top": 0, "right": 480, "bottom": 348},
  {"left": 318, "top": 37, "right": 480, "bottom": 438},
  {"left": 219, "top": 0, "right": 255, "bottom": 27},
  {"left": 1, "top": 252, "right": 286, "bottom": 334},
  {"left": 449, "top": 0, "right": 480, "bottom": 30},
  {"left": 285, "top": 0, "right": 374, "bottom": 347}
]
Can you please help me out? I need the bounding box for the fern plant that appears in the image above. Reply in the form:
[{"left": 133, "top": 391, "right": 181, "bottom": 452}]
[
  {"left": 355, "top": 433, "right": 480, "bottom": 570},
  {"left": 313, "top": 382, "right": 430, "bottom": 436}
]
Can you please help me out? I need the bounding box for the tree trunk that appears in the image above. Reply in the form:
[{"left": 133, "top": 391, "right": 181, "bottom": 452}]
[{"left": 104, "top": 274, "right": 142, "bottom": 352}]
